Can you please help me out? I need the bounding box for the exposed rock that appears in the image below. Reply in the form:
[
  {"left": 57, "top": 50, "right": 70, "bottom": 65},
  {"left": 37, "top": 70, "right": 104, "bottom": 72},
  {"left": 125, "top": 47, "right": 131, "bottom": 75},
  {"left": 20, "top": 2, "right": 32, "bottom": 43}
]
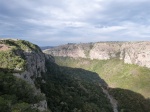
[
  {"left": 89, "top": 43, "right": 120, "bottom": 60},
  {"left": 13, "top": 50, "right": 48, "bottom": 111},
  {"left": 0, "top": 39, "right": 49, "bottom": 111},
  {"left": 44, "top": 44, "right": 86, "bottom": 58},
  {"left": 44, "top": 42, "right": 150, "bottom": 68},
  {"left": 13, "top": 50, "right": 46, "bottom": 85}
]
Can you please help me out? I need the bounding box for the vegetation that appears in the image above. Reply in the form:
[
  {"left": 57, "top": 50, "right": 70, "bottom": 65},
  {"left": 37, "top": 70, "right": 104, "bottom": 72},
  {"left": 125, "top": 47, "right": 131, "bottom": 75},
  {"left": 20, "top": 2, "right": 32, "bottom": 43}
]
[
  {"left": 0, "top": 39, "right": 42, "bottom": 72},
  {"left": 54, "top": 57, "right": 150, "bottom": 98},
  {"left": 109, "top": 88, "right": 150, "bottom": 112},
  {"left": 0, "top": 39, "right": 41, "bottom": 52},
  {"left": 1, "top": 40, "right": 150, "bottom": 111},
  {"left": 0, "top": 70, "right": 43, "bottom": 112},
  {"left": 0, "top": 51, "right": 26, "bottom": 72},
  {"left": 0, "top": 39, "right": 45, "bottom": 112},
  {"left": 41, "top": 60, "right": 113, "bottom": 112},
  {"left": 53, "top": 56, "right": 150, "bottom": 112}
]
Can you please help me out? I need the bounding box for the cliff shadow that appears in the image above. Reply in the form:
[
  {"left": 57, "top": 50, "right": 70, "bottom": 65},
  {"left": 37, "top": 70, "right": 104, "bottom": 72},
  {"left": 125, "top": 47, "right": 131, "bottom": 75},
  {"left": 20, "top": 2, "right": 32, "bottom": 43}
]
[
  {"left": 42, "top": 59, "right": 150, "bottom": 112},
  {"left": 108, "top": 88, "right": 150, "bottom": 112}
]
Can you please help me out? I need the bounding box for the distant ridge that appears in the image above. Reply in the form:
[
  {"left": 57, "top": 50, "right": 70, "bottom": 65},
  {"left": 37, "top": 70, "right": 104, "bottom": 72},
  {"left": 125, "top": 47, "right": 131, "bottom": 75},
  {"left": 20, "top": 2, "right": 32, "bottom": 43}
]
[{"left": 40, "top": 46, "right": 54, "bottom": 50}]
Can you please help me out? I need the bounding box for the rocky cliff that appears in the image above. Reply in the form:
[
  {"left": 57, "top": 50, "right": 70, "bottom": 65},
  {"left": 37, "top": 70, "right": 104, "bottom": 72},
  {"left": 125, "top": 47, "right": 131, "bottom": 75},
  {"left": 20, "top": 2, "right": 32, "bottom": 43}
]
[
  {"left": 0, "top": 39, "right": 49, "bottom": 111},
  {"left": 44, "top": 42, "right": 150, "bottom": 68}
]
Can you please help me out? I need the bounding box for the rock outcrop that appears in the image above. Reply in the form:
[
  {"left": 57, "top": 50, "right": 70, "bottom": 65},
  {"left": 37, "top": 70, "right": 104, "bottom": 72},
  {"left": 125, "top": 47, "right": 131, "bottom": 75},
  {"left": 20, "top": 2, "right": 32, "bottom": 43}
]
[
  {"left": 0, "top": 39, "right": 49, "bottom": 111},
  {"left": 44, "top": 42, "right": 150, "bottom": 68},
  {"left": 13, "top": 50, "right": 48, "bottom": 111}
]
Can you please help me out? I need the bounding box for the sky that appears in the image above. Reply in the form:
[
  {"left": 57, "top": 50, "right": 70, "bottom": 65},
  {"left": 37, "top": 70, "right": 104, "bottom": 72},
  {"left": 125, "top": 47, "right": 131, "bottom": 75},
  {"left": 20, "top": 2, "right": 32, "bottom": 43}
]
[{"left": 0, "top": 0, "right": 150, "bottom": 46}]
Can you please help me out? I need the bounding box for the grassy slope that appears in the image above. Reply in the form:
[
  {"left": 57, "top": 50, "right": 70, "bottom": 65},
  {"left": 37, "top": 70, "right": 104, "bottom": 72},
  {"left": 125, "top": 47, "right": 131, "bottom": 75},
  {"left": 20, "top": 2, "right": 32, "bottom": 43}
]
[
  {"left": 54, "top": 57, "right": 150, "bottom": 98},
  {"left": 0, "top": 39, "right": 41, "bottom": 72}
]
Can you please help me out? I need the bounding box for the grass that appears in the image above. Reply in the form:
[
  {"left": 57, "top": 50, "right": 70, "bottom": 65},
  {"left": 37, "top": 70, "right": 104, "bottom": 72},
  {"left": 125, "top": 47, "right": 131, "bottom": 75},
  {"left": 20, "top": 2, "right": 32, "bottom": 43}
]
[
  {"left": 0, "top": 39, "right": 41, "bottom": 52},
  {"left": 0, "top": 39, "right": 43, "bottom": 72},
  {"left": 0, "top": 50, "right": 26, "bottom": 72},
  {"left": 54, "top": 56, "right": 150, "bottom": 98}
]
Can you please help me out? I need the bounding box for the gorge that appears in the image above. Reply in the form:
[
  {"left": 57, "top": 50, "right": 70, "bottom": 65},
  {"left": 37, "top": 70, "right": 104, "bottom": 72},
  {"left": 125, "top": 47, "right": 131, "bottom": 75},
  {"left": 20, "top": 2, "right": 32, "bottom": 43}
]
[{"left": 0, "top": 39, "right": 150, "bottom": 112}]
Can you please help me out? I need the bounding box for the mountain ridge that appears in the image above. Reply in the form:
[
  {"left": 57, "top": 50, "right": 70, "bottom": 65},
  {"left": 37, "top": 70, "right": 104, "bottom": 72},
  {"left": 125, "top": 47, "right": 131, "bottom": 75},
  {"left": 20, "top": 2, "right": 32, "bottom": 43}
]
[{"left": 44, "top": 41, "right": 150, "bottom": 68}]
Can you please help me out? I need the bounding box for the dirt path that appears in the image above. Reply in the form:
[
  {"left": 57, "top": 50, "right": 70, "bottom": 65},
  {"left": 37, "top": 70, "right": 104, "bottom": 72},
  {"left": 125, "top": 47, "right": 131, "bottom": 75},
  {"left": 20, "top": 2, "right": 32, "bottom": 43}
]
[{"left": 102, "top": 87, "right": 118, "bottom": 112}]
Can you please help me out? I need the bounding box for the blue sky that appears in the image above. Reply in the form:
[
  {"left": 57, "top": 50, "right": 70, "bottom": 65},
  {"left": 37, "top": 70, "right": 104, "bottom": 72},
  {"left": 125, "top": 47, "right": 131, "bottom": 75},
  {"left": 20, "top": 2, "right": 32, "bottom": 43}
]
[{"left": 0, "top": 0, "right": 150, "bottom": 46}]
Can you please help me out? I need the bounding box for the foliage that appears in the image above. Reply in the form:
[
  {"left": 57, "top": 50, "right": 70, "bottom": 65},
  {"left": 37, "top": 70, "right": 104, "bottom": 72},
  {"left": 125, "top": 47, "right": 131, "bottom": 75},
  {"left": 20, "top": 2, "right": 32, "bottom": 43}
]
[
  {"left": 0, "top": 70, "right": 43, "bottom": 112},
  {"left": 0, "top": 51, "right": 26, "bottom": 72},
  {"left": 109, "top": 88, "right": 150, "bottom": 112},
  {"left": 54, "top": 57, "right": 150, "bottom": 98},
  {"left": 0, "top": 39, "right": 48, "bottom": 111},
  {"left": 53, "top": 56, "right": 150, "bottom": 112},
  {"left": 0, "top": 39, "right": 42, "bottom": 72},
  {"left": 42, "top": 60, "right": 113, "bottom": 112},
  {"left": 0, "top": 39, "right": 41, "bottom": 52}
]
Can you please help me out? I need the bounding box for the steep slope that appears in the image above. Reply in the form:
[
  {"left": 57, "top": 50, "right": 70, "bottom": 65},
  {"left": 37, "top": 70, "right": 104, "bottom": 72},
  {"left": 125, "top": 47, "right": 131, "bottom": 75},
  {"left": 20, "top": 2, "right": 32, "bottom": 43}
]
[
  {"left": 43, "top": 57, "right": 150, "bottom": 112},
  {"left": 42, "top": 60, "right": 114, "bottom": 112},
  {"left": 44, "top": 42, "right": 150, "bottom": 68},
  {"left": 0, "top": 39, "right": 49, "bottom": 112},
  {"left": 54, "top": 57, "right": 150, "bottom": 98}
]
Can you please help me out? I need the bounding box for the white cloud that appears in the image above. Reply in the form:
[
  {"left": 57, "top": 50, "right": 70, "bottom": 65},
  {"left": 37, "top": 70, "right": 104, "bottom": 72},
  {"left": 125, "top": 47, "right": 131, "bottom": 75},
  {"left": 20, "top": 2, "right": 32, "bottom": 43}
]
[{"left": 0, "top": 0, "right": 150, "bottom": 45}]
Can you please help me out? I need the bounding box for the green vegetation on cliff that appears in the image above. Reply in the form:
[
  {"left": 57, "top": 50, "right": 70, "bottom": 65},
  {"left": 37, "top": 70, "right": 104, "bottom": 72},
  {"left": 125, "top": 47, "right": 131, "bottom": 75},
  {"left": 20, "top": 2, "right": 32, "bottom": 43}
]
[
  {"left": 0, "top": 51, "right": 26, "bottom": 72},
  {"left": 0, "top": 70, "right": 44, "bottom": 112},
  {"left": 109, "top": 88, "right": 150, "bottom": 112},
  {"left": 41, "top": 60, "right": 113, "bottom": 112},
  {"left": 0, "top": 39, "right": 41, "bottom": 52},
  {"left": 0, "top": 39, "right": 42, "bottom": 72},
  {"left": 0, "top": 39, "right": 45, "bottom": 112}
]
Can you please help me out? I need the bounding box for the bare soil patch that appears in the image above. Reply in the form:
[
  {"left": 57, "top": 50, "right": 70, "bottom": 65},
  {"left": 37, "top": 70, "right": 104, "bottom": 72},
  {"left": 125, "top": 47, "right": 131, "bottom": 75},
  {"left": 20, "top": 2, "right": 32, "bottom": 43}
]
[{"left": 0, "top": 44, "right": 10, "bottom": 51}]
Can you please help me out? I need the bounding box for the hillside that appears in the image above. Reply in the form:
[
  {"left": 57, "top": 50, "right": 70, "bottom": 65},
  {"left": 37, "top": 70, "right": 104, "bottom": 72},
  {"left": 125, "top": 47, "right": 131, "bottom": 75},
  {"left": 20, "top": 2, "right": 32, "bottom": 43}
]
[
  {"left": 0, "top": 39, "right": 150, "bottom": 112},
  {"left": 44, "top": 42, "right": 150, "bottom": 68},
  {"left": 54, "top": 57, "right": 150, "bottom": 98},
  {"left": 43, "top": 42, "right": 150, "bottom": 98}
]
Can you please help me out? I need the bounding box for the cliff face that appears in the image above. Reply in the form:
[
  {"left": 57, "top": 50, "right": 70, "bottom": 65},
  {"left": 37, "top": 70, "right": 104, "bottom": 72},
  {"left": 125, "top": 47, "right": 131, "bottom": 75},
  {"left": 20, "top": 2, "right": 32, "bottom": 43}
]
[
  {"left": 44, "top": 42, "right": 150, "bottom": 68},
  {"left": 0, "top": 39, "right": 48, "bottom": 111},
  {"left": 120, "top": 42, "right": 150, "bottom": 68},
  {"left": 14, "top": 50, "right": 48, "bottom": 111}
]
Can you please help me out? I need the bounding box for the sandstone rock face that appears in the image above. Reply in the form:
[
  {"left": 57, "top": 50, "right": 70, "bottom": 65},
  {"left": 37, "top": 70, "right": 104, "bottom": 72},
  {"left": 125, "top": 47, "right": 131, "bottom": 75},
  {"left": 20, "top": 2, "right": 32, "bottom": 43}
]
[{"left": 44, "top": 42, "right": 150, "bottom": 68}]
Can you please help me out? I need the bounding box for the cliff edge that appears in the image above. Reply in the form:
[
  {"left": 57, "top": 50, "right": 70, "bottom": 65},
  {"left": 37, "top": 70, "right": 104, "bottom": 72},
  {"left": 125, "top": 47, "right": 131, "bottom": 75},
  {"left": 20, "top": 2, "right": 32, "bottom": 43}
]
[{"left": 44, "top": 42, "right": 150, "bottom": 68}]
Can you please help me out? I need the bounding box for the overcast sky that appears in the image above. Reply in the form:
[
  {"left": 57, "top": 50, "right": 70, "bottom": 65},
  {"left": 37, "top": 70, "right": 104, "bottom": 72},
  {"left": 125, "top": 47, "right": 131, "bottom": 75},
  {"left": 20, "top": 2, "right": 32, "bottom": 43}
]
[{"left": 0, "top": 0, "right": 150, "bottom": 46}]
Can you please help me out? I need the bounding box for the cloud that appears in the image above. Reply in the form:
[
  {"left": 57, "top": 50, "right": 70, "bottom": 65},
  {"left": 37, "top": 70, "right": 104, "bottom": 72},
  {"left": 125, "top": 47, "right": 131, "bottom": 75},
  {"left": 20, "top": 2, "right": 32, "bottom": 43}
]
[{"left": 0, "top": 0, "right": 150, "bottom": 46}]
